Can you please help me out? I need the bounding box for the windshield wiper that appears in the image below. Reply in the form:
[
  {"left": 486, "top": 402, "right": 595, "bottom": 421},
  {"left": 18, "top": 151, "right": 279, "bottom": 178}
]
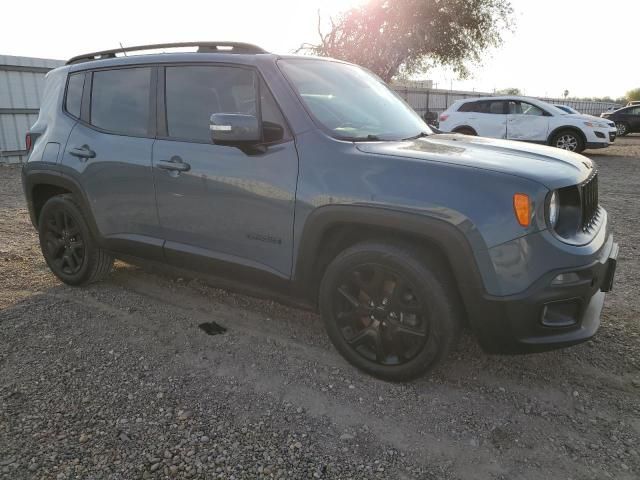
[
  {"left": 343, "top": 134, "right": 384, "bottom": 142},
  {"left": 402, "top": 131, "right": 431, "bottom": 141}
]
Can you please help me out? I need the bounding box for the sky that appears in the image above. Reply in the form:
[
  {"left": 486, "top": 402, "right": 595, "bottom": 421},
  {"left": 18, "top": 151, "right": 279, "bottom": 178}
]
[{"left": 1, "top": 0, "right": 638, "bottom": 99}]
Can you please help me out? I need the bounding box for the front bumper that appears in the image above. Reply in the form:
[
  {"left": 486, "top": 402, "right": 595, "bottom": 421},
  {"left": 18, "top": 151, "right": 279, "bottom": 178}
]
[
  {"left": 470, "top": 237, "right": 618, "bottom": 354},
  {"left": 585, "top": 127, "right": 612, "bottom": 148}
]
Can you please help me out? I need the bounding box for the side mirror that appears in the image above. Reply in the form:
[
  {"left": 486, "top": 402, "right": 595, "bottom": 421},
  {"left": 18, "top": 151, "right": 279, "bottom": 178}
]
[{"left": 210, "top": 113, "right": 260, "bottom": 144}]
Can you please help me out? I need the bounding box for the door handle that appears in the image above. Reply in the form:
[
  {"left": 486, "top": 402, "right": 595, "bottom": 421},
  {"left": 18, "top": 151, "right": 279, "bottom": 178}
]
[
  {"left": 69, "top": 145, "right": 96, "bottom": 159},
  {"left": 157, "top": 156, "right": 190, "bottom": 172}
]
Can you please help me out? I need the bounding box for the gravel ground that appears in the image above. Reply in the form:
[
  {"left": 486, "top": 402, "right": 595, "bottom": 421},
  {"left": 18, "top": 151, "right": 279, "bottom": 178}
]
[{"left": 1, "top": 137, "right": 639, "bottom": 479}]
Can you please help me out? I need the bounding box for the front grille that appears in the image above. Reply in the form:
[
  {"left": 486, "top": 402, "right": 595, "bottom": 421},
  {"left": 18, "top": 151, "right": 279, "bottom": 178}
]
[{"left": 580, "top": 171, "right": 599, "bottom": 232}]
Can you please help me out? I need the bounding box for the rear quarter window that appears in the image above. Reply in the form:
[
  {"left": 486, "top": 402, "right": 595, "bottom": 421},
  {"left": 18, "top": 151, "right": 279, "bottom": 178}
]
[
  {"left": 458, "top": 102, "right": 477, "bottom": 112},
  {"left": 65, "top": 73, "right": 84, "bottom": 119}
]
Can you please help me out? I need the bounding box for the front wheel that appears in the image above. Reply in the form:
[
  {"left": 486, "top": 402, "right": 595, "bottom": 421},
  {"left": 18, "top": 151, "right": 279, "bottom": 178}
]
[
  {"left": 38, "top": 194, "right": 113, "bottom": 286},
  {"left": 319, "top": 242, "right": 462, "bottom": 381},
  {"left": 551, "top": 130, "right": 585, "bottom": 153},
  {"left": 615, "top": 122, "right": 629, "bottom": 136}
]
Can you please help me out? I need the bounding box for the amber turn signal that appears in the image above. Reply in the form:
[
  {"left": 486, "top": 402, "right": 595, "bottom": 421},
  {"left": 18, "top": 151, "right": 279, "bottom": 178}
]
[{"left": 513, "top": 193, "right": 531, "bottom": 227}]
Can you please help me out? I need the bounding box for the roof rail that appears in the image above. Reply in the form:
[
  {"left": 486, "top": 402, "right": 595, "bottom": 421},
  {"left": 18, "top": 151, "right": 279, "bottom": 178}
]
[{"left": 66, "top": 42, "right": 268, "bottom": 65}]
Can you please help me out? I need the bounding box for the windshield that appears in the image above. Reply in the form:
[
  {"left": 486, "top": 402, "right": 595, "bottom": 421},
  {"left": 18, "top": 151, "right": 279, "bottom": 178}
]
[
  {"left": 279, "top": 59, "right": 431, "bottom": 141},
  {"left": 556, "top": 105, "right": 580, "bottom": 114}
]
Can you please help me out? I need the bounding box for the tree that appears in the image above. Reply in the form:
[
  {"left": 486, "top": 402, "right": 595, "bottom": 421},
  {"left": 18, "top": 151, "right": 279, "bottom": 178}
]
[
  {"left": 627, "top": 88, "right": 640, "bottom": 102},
  {"left": 496, "top": 87, "right": 521, "bottom": 95},
  {"left": 299, "top": 0, "right": 514, "bottom": 82}
]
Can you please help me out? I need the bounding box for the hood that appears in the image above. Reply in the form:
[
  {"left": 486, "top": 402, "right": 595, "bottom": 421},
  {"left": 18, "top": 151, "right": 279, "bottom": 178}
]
[
  {"left": 355, "top": 134, "right": 594, "bottom": 189},
  {"left": 564, "top": 113, "right": 614, "bottom": 125}
]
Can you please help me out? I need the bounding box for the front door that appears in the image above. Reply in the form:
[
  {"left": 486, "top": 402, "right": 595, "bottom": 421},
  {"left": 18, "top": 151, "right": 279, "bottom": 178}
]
[
  {"left": 507, "top": 100, "right": 550, "bottom": 142},
  {"left": 153, "top": 65, "right": 298, "bottom": 278}
]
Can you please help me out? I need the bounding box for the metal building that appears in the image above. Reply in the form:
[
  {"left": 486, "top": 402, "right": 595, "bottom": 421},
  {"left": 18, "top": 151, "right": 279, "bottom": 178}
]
[{"left": 0, "top": 54, "right": 64, "bottom": 164}]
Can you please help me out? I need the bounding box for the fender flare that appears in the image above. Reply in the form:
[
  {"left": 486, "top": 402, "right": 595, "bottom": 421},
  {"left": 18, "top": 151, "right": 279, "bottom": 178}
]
[
  {"left": 293, "top": 205, "right": 494, "bottom": 311},
  {"left": 23, "top": 168, "right": 102, "bottom": 242}
]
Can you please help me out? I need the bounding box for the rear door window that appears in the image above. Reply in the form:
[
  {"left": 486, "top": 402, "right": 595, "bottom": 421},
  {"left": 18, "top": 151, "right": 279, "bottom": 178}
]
[
  {"left": 65, "top": 73, "right": 84, "bottom": 119},
  {"left": 477, "top": 100, "right": 506, "bottom": 114},
  {"left": 90, "top": 67, "right": 151, "bottom": 136}
]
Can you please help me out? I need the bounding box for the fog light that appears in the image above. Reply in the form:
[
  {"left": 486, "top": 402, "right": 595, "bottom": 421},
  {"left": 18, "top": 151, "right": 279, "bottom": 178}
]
[
  {"left": 551, "top": 272, "right": 581, "bottom": 285},
  {"left": 541, "top": 299, "right": 581, "bottom": 327}
]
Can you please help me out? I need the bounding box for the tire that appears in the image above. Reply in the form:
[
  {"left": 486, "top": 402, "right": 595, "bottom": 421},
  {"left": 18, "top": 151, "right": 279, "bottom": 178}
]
[
  {"left": 38, "top": 194, "right": 113, "bottom": 286},
  {"left": 551, "top": 129, "right": 585, "bottom": 153},
  {"left": 318, "top": 241, "right": 462, "bottom": 381},
  {"left": 615, "top": 122, "right": 629, "bottom": 137},
  {"left": 454, "top": 127, "right": 477, "bottom": 136}
]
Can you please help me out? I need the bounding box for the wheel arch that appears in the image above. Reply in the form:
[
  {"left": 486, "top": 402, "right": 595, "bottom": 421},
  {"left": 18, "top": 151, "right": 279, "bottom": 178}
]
[
  {"left": 24, "top": 170, "right": 102, "bottom": 241},
  {"left": 547, "top": 125, "right": 587, "bottom": 147},
  {"left": 293, "top": 205, "right": 490, "bottom": 316},
  {"left": 452, "top": 125, "right": 478, "bottom": 135}
]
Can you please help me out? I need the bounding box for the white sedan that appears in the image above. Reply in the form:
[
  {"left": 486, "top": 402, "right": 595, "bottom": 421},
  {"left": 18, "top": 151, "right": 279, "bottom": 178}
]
[{"left": 438, "top": 96, "right": 613, "bottom": 153}]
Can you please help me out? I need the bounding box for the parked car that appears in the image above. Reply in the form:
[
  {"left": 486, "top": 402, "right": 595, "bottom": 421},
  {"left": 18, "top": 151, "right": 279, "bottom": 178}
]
[
  {"left": 625, "top": 100, "right": 640, "bottom": 107},
  {"left": 601, "top": 105, "right": 640, "bottom": 136},
  {"left": 554, "top": 104, "right": 617, "bottom": 142},
  {"left": 439, "top": 96, "right": 613, "bottom": 152},
  {"left": 22, "top": 42, "right": 618, "bottom": 381}
]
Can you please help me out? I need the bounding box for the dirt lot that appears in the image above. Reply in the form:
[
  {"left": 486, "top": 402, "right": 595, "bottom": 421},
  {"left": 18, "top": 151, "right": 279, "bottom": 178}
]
[{"left": 1, "top": 136, "right": 639, "bottom": 480}]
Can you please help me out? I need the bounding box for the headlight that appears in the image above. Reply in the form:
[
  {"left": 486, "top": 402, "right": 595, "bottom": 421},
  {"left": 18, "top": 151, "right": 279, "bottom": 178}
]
[
  {"left": 548, "top": 190, "right": 559, "bottom": 228},
  {"left": 583, "top": 121, "right": 607, "bottom": 129}
]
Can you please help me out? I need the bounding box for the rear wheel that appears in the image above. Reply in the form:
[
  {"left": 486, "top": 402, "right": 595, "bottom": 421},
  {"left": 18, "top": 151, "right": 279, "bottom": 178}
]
[
  {"left": 454, "top": 127, "right": 477, "bottom": 136},
  {"left": 319, "top": 242, "right": 462, "bottom": 381},
  {"left": 615, "top": 122, "right": 629, "bottom": 136},
  {"left": 38, "top": 194, "right": 113, "bottom": 286},
  {"left": 551, "top": 130, "right": 584, "bottom": 153}
]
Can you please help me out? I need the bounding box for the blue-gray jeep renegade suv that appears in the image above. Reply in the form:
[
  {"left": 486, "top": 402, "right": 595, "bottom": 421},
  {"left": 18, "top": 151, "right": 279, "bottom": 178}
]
[{"left": 22, "top": 42, "right": 618, "bottom": 380}]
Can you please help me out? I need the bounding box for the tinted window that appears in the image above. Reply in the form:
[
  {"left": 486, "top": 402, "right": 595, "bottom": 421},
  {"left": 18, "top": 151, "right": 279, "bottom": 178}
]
[
  {"left": 90, "top": 68, "right": 151, "bottom": 136},
  {"left": 627, "top": 107, "right": 640, "bottom": 115},
  {"left": 475, "top": 100, "right": 505, "bottom": 114},
  {"left": 65, "top": 73, "right": 84, "bottom": 119},
  {"left": 166, "top": 66, "right": 257, "bottom": 142},
  {"left": 458, "top": 102, "right": 477, "bottom": 112}
]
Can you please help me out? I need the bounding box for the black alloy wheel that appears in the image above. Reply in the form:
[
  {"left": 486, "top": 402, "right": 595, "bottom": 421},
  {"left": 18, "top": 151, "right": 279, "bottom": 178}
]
[
  {"left": 38, "top": 194, "right": 113, "bottom": 285},
  {"left": 319, "top": 242, "right": 462, "bottom": 381},
  {"left": 41, "top": 207, "right": 85, "bottom": 276},
  {"left": 333, "top": 263, "right": 429, "bottom": 366}
]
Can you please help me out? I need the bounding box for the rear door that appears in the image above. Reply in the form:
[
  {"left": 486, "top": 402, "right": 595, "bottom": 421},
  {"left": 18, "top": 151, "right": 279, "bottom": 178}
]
[
  {"left": 506, "top": 100, "right": 550, "bottom": 142},
  {"left": 467, "top": 100, "right": 508, "bottom": 138},
  {"left": 60, "top": 66, "right": 162, "bottom": 257},
  {"left": 152, "top": 64, "right": 298, "bottom": 278}
]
